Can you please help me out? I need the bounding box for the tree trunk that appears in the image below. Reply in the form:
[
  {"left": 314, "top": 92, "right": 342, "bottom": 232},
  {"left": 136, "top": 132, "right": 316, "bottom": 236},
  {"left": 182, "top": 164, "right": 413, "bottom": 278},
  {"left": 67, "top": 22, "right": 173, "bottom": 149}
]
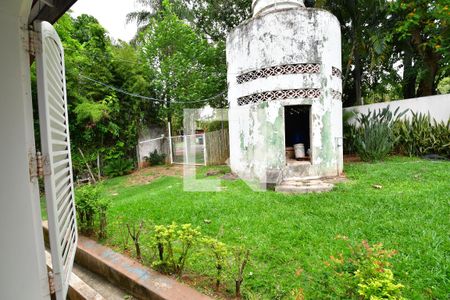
[
  {"left": 354, "top": 51, "right": 363, "bottom": 105},
  {"left": 417, "top": 54, "right": 439, "bottom": 97},
  {"left": 235, "top": 279, "right": 242, "bottom": 299},
  {"left": 411, "top": 31, "right": 440, "bottom": 97},
  {"left": 352, "top": 9, "right": 363, "bottom": 106},
  {"left": 402, "top": 49, "right": 417, "bottom": 99}
]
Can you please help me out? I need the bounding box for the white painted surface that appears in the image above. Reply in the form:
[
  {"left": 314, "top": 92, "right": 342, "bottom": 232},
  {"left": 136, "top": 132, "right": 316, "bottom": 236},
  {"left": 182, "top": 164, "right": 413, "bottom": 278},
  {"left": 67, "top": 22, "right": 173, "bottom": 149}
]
[
  {"left": 227, "top": 7, "right": 343, "bottom": 183},
  {"left": 36, "top": 21, "right": 78, "bottom": 300},
  {"left": 0, "top": 1, "right": 50, "bottom": 299},
  {"left": 137, "top": 125, "right": 166, "bottom": 164},
  {"left": 344, "top": 94, "right": 450, "bottom": 123},
  {"left": 253, "top": 0, "right": 305, "bottom": 16}
]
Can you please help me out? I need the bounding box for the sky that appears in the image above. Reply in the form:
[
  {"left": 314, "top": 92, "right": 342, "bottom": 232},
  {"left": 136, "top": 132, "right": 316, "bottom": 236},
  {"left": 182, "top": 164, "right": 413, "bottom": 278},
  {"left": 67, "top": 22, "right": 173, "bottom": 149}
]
[{"left": 70, "top": 0, "right": 143, "bottom": 42}]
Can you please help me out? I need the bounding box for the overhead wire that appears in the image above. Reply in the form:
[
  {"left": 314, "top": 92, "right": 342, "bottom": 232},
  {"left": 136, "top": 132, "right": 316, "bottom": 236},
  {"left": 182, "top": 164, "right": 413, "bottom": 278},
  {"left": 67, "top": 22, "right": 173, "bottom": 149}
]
[{"left": 78, "top": 74, "right": 227, "bottom": 105}]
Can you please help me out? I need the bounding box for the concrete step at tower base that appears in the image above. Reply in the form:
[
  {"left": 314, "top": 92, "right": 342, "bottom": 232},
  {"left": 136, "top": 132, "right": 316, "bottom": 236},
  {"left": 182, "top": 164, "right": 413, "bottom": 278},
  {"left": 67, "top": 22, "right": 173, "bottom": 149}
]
[{"left": 275, "top": 178, "right": 334, "bottom": 194}]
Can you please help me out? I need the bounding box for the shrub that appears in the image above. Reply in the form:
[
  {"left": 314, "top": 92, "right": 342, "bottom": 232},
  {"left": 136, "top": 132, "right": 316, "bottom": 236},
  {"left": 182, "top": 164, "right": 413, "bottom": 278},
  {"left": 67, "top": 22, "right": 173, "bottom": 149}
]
[
  {"left": 127, "top": 221, "right": 144, "bottom": 260},
  {"left": 322, "top": 239, "right": 404, "bottom": 299},
  {"left": 75, "top": 184, "right": 110, "bottom": 237},
  {"left": 145, "top": 150, "right": 166, "bottom": 166},
  {"left": 103, "top": 158, "right": 134, "bottom": 178},
  {"left": 152, "top": 223, "right": 201, "bottom": 276},
  {"left": 202, "top": 237, "right": 229, "bottom": 290},
  {"left": 97, "top": 198, "right": 110, "bottom": 239},
  {"left": 394, "top": 113, "right": 450, "bottom": 158},
  {"left": 354, "top": 107, "right": 407, "bottom": 161}
]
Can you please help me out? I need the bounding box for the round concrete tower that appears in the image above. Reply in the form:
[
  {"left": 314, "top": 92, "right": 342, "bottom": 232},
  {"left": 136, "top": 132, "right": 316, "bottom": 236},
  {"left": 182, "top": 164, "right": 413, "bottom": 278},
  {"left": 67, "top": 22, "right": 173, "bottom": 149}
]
[{"left": 226, "top": 0, "right": 343, "bottom": 186}]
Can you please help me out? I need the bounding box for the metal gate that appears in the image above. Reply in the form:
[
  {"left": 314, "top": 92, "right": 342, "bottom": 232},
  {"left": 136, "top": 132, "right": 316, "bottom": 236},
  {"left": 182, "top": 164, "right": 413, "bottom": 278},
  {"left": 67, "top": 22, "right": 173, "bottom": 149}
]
[
  {"left": 137, "top": 133, "right": 207, "bottom": 166},
  {"left": 170, "top": 133, "right": 207, "bottom": 166}
]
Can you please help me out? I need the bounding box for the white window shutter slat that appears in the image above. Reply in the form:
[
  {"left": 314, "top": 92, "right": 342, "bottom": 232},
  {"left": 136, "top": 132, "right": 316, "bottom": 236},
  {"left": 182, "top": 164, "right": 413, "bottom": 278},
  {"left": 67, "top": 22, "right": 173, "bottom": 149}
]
[{"left": 35, "top": 21, "right": 78, "bottom": 300}]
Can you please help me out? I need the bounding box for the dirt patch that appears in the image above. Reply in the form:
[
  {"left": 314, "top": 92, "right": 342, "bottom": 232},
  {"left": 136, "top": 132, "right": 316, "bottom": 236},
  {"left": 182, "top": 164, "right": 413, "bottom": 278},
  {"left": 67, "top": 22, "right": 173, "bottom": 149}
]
[
  {"left": 344, "top": 154, "right": 362, "bottom": 163},
  {"left": 127, "top": 165, "right": 184, "bottom": 186}
]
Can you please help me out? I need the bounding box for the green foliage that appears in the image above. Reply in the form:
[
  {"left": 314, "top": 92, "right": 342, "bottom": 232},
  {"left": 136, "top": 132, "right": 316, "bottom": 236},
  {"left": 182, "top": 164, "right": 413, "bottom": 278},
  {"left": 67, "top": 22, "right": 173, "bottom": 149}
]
[
  {"left": 322, "top": 240, "right": 404, "bottom": 299},
  {"left": 152, "top": 223, "right": 201, "bottom": 276},
  {"left": 357, "top": 269, "right": 404, "bottom": 300},
  {"left": 389, "top": 0, "right": 449, "bottom": 96},
  {"left": 75, "top": 184, "right": 110, "bottom": 237},
  {"left": 438, "top": 77, "right": 450, "bottom": 94},
  {"left": 74, "top": 100, "right": 109, "bottom": 124},
  {"left": 145, "top": 150, "right": 166, "bottom": 166},
  {"left": 198, "top": 120, "right": 229, "bottom": 132},
  {"left": 49, "top": 14, "right": 160, "bottom": 177},
  {"left": 103, "top": 158, "right": 134, "bottom": 178},
  {"left": 343, "top": 110, "right": 358, "bottom": 154},
  {"left": 354, "top": 107, "right": 406, "bottom": 161},
  {"left": 100, "top": 160, "right": 449, "bottom": 298},
  {"left": 139, "top": 0, "right": 227, "bottom": 130},
  {"left": 202, "top": 237, "right": 229, "bottom": 290},
  {"left": 394, "top": 113, "right": 450, "bottom": 158},
  {"left": 188, "top": 0, "right": 252, "bottom": 42}
]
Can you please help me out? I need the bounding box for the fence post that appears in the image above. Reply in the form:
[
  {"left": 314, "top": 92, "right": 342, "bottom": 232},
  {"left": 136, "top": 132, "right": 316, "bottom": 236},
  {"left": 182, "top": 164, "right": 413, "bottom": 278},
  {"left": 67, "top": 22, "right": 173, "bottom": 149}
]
[
  {"left": 168, "top": 122, "right": 174, "bottom": 164},
  {"left": 183, "top": 135, "right": 189, "bottom": 165},
  {"left": 97, "top": 152, "right": 101, "bottom": 178},
  {"left": 203, "top": 133, "right": 208, "bottom": 166}
]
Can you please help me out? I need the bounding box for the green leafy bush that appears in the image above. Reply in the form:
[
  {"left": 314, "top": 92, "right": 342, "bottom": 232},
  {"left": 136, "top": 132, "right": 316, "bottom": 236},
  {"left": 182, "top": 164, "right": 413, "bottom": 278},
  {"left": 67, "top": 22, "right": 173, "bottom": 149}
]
[
  {"left": 322, "top": 239, "right": 404, "bottom": 299},
  {"left": 394, "top": 113, "right": 450, "bottom": 158},
  {"left": 354, "top": 107, "right": 407, "bottom": 161},
  {"left": 145, "top": 150, "right": 166, "bottom": 166},
  {"left": 103, "top": 158, "right": 134, "bottom": 178},
  {"left": 75, "top": 184, "right": 110, "bottom": 237},
  {"left": 152, "top": 223, "right": 201, "bottom": 276}
]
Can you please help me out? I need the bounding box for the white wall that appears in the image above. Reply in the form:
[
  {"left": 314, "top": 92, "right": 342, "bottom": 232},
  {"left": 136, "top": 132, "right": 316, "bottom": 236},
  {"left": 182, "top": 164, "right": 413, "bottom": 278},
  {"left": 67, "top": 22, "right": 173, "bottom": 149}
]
[
  {"left": 0, "top": 1, "right": 50, "bottom": 299},
  {"left": 344, "top": 94, "right": 450, "bottom": 123}
]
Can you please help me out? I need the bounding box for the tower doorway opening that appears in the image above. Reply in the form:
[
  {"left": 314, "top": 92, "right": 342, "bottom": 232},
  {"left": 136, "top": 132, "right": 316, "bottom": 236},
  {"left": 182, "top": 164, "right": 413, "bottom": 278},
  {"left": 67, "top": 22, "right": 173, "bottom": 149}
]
[{"left": 284, "top": 105, "right": 311, "bottom": 163}]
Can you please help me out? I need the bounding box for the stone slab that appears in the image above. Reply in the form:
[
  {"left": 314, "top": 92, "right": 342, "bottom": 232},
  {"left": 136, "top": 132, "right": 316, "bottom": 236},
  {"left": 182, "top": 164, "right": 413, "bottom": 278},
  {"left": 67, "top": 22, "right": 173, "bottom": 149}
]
[{"left": 275, "top": 183, "right": 334, "bottom": 194}]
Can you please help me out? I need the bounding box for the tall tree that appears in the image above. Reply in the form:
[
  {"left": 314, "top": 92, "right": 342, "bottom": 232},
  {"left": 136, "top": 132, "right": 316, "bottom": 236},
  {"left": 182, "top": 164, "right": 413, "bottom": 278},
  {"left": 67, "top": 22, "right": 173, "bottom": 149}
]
[
  {"left": 126, "top": 0, "right": 192, "bottom": 31},
  {"left": 139, "top": 0, "right": 227, "bottom": 130},
  {"left": 187, "top": 0, "right": 252, "bottom": 41},
  {"left": 51, "top": 14, "right": 161, "bottom": 176},
  {"left": 390, "top": 0, "right": 450, "bottom": 96},
  {"left": 321, "top": 0, "right": 388, "bottom": 106}
]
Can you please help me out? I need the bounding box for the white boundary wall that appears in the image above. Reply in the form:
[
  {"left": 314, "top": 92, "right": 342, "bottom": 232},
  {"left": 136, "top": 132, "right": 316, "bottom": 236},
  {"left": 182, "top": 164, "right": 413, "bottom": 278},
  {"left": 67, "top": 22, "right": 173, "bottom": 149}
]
[{"left": 344, "top": 94, "right": 450, "bottom": 123}]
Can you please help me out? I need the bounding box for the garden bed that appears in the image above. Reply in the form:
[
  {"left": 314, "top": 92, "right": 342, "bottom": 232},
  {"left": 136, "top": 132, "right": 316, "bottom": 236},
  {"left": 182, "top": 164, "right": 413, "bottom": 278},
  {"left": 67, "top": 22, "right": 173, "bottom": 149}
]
[{"left": 97, "top": 157, "right": 449, "bottom": 299}]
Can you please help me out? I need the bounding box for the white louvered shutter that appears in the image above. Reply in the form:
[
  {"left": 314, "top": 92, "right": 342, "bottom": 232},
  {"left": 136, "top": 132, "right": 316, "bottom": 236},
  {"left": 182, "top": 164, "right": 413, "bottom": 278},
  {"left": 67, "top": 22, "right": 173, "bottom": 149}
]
[{"left": 35, "top": 21, "right": 78, "bottom": 300}]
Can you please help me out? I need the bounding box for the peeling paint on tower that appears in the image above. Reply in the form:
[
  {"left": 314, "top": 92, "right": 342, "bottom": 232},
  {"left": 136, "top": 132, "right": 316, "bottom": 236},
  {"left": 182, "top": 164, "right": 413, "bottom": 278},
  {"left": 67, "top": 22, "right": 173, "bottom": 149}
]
[{"left": 227, "top": 0, "right": 343, "bottom": 186}]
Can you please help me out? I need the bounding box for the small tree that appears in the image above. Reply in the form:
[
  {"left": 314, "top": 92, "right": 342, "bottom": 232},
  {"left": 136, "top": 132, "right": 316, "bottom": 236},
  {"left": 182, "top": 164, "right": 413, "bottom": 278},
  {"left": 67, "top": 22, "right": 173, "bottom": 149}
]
[
  {"left": 202, "top": 237, "right": 229, "bottom": 291},
  {"left": 127, "top": 221, "right": 144, "bottom": 260},
  {"left": 233, "top": 246, "right": 250, "bottom": 299}
]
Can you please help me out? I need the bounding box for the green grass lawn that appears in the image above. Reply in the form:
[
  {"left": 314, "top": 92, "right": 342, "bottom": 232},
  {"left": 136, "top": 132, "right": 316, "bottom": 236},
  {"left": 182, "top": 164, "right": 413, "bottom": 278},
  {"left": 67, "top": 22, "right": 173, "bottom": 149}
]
[{"left": 100, "top": 157, "right": 449, "bottom": 299}]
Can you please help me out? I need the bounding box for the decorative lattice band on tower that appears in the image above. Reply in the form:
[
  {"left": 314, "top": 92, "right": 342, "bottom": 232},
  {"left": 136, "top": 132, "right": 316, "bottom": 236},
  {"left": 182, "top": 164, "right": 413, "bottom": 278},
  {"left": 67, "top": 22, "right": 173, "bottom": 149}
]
[
  {"left": 238, "top": 89, "right": 321, "bottom": 106},
  {"left": 237, "top": 63, "right": 321, "bottom": 84}
]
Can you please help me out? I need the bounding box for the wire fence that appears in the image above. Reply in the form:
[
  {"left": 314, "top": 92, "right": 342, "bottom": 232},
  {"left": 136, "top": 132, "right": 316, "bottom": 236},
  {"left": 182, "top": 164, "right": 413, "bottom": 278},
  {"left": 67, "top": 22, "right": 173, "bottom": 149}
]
[{"left": 137, "top": 129, "right": 229, "bottom": 168}]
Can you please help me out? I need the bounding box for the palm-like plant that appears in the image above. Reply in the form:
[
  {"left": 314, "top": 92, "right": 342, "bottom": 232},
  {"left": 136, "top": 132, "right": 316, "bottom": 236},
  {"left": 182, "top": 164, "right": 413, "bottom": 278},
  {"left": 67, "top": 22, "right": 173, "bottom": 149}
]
[
  {"left": 126, "top": 0, "right": 192, "bottom": 29},
  {"left": 126, "top": 0, "right": 162, "bottom": 28}
]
